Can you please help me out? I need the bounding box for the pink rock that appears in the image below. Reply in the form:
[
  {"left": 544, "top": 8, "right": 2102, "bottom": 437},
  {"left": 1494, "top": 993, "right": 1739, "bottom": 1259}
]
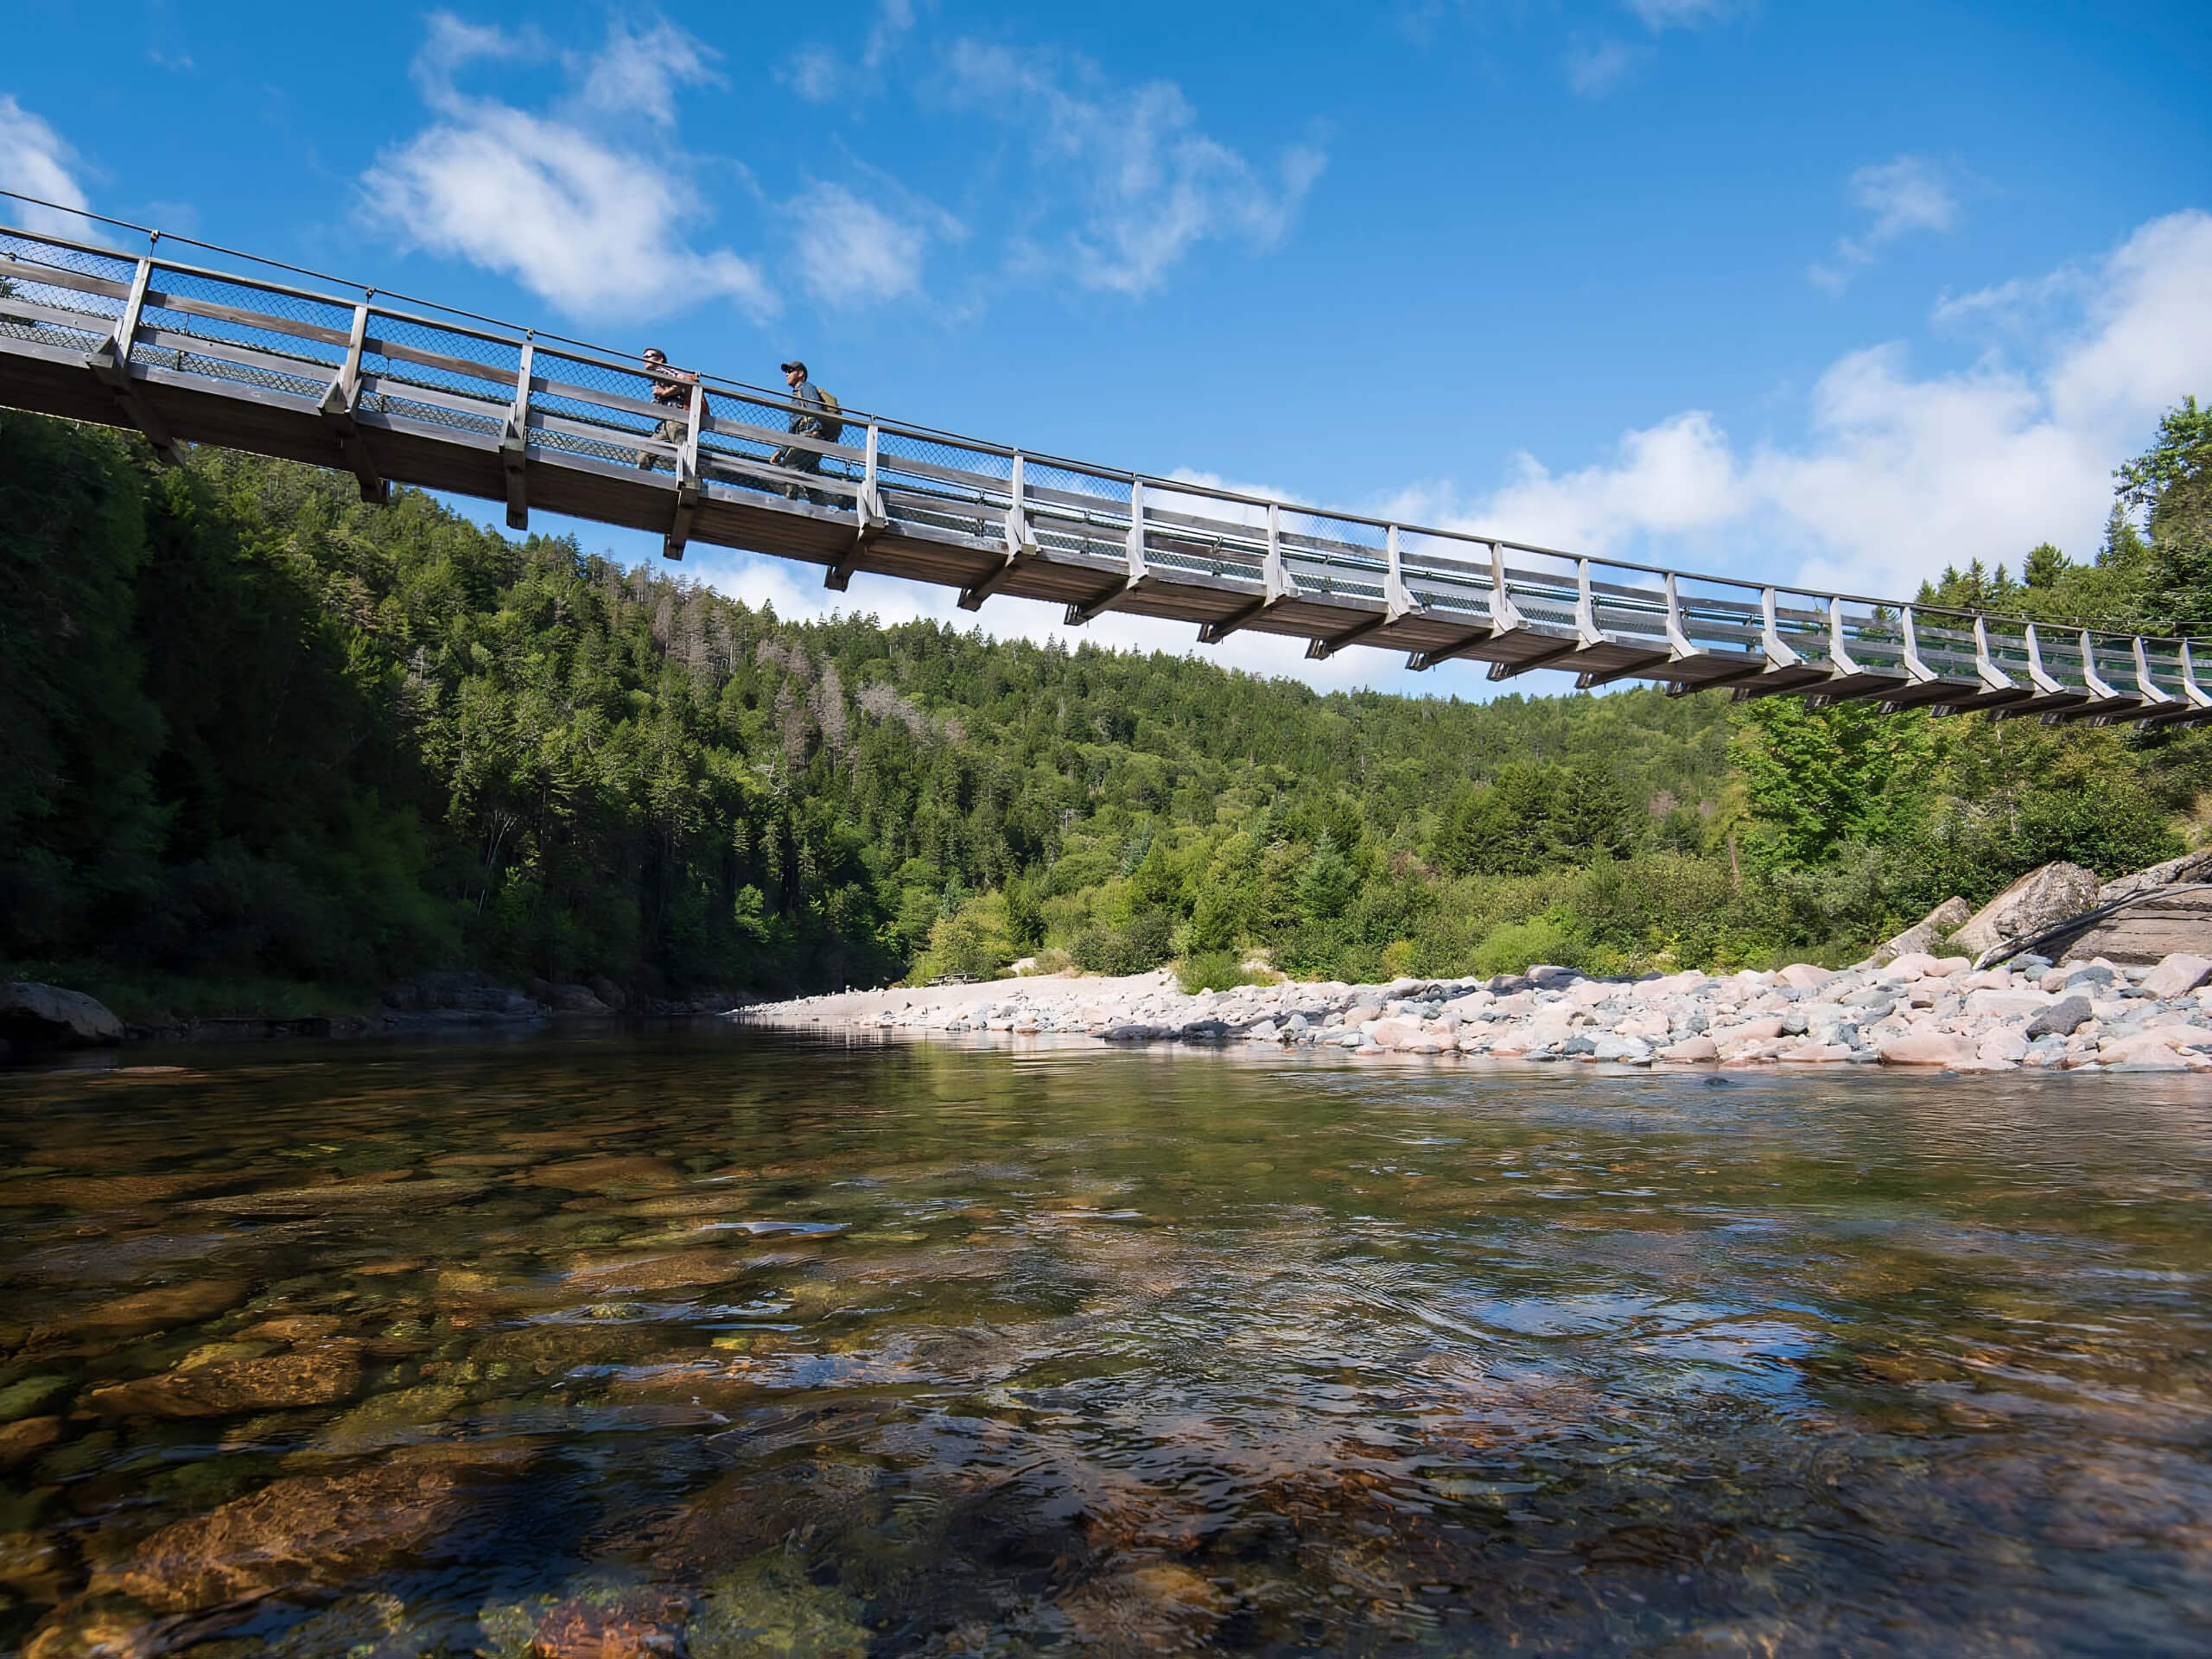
[
  {"left": 1369, "top": 1019, "right": 1422, "bottom": 1050},
  {"left": 1886, "top": 952, "right": 1940, "bottom": 979},
  {"left": 1658, "top": 1034, "right": 1718, "bottom": 1062},
  {"left": 1966, "top": 990, "right": 2054, "bottom": 1018},
  {"left": 2141, "top": 952, "right": 2212, "bottom": 999},
  {"left": 1977, "top": 1028, "right": 2030, "bottom": 1063},
  {"left": 1929, "top": 957, "right": 1972, "bottom": 977},
  {"left": 1878, "top": 1032, "right": 1976, "bottom": 1065},
  {"left": 1777, "top": 963, "right": 1833, "bottom": 992},
  {"left": 1710, "top": 1016, "right": 1786, "bottom": 1047},
  {"left": 1778, "top": 1042, "right": 1856, "bottom": 1064},
  {"left": 1488, "top": 1033, "right": 1535, "bottom": 1057}
]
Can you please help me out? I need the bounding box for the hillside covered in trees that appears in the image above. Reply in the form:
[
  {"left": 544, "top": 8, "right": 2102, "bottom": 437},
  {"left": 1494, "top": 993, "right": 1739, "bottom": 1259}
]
[{"left": 2, "top": 401, "right": 2207, "bottom": 1014}]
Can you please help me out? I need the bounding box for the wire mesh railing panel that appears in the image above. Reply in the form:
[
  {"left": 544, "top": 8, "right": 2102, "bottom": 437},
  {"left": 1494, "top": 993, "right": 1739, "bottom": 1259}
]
[
  {"left": 523, "top": 345, "right": 664, "bottom": 462},
  {"left": 871, "top": 429, "right": 1007, "bottom": 543},
  {"left": 1834, "top": 601, "right": 1909, "bottom": 676},
  {"left": 1278, "top": 509, "right": 1384, "bottom": 602},
  {"left": 361, "top": 314, "right": 517, "bottom": 441},
  {"left": 1766, "top": 590, "right": 1834, "bottom": 669},
  {"left": 1669, "top": 575, "right": 1765, "bottom": 660},
  {"left": 1020, "top": 461, "right": 1131, "bottom": 566},
  {"left": 693, "top": 387, "right": 850, "bottom": 503},
  {"left": 1980, "top": 617, "right": 2037, "bottom": 686},
  {"left": 130, "top": 264, "right": 351, "bottom": 398},
  {"left": 1497, "top": 549, "right": 1582, "bottom": 635},
  {"left": 1397, "top": 527, "right": 1493, "bottom": 620},
  {"left": 1913, "top": 614, "right": 1984, "bottom": 682},
  {"left": 2139, "top": 638, "right": 2187, "bottom": 702},
  {"left": 1140, "top": 481, "right": 1268, "bottom": 582},
  {"left": 0, "top": 232, "right": 134, "bottom": 349},
  {"left": 1588, "top": 563, "right": 1675, "bottom": 648},
  {"left": 2086, "top": 631, "right": 2143, "bottom": 696}
]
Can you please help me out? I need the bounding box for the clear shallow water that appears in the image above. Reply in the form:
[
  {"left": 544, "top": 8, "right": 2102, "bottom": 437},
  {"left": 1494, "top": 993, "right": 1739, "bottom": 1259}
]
[{"left": 3, "top": 1031, "right": 2210, "bottom": 1656}]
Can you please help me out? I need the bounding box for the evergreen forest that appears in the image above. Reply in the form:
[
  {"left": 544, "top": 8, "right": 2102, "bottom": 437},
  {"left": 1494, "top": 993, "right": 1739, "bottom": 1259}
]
[{"left": 2, "top": 399, "right": 2208, "bottom": 1015}]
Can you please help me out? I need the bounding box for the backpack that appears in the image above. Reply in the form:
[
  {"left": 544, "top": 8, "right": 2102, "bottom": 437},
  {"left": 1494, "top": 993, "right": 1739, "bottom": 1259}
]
[{"left": 813, "top": 387, "right": 844, "bottom": 446}]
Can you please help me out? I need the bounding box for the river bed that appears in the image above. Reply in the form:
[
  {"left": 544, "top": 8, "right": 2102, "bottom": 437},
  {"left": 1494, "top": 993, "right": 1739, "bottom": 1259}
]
[{"left": 3, "top": 1028, "right": 2209, "bottom": 1655}]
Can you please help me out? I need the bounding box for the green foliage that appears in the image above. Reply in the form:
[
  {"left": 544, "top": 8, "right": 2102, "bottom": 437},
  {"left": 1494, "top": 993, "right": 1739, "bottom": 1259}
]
[
  {"left": 1177, "top": 949, "right": 1259, "bottom": 995},
  {"left": 1731, "top": 700, "right": 1930, "bottom": 866},
  {"left": 4, "top": 397, "right": 2206, "bottom": 1003},
  {"left": 912, "top": 892, "right": 1014, "bottom": 983}
]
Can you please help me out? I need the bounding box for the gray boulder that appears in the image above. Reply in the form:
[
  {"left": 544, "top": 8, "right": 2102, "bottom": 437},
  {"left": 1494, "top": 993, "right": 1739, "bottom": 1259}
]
[
  {"left": 2024, "top": 995, "right": 2094, "bottom": 1039},
  {"left": 1950, "top": 863, "right": 2102, "bottom": 961},
  {"left": 1, "top": 982, "right": 124, "bottom": 1049},
  {"left": 2099, "top": 848, "right": 2212, "bottom": 906},
  {"left": 1871, "top": 897, "right": 1973, "bottom": 966}
]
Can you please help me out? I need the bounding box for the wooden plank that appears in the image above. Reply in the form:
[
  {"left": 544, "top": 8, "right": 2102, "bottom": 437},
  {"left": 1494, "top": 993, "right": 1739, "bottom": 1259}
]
[
  {"left": 364, "top": 332, "right": 519, "bottom": 388},
  {"left": 135, "top": 323, "right": 333, "bottom": 384},
  {"left": 0, "top": 296, "right": 118, "bottom": 334},
  {"left": 0, "top": 262, "right": 131, "bottom": 302},
  {"left": 140, "top": 287, "right": 353, "bottom": 348},
  {"left": 359, "top": 372, "right": 508, "bottom": 423}
]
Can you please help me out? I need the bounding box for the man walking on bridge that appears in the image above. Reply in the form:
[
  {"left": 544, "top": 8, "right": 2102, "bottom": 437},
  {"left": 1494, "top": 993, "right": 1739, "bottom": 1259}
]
[
  {"left": 637, "top": 346, "right": 696, "bottom": 470},
  {"left": 775, "top": 359, "right": 834, "bottom": 505}
]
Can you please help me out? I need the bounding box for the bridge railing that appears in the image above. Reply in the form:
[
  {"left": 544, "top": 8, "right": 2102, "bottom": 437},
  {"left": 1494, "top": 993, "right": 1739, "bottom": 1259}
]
[{"left": 6, "top": 211, "right": 2208, "bottom": 726}]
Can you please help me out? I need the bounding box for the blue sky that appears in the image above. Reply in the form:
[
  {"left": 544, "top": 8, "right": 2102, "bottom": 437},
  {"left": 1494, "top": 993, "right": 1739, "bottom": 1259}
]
[{"left": 4, "top": 0, "right": 2209, "bottom": 694}]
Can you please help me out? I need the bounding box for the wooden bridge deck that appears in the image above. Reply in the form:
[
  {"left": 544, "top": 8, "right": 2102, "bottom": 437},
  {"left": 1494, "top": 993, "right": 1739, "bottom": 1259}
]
[{"left": 3, "top": 214, "right": 2205, "bottom": 726}]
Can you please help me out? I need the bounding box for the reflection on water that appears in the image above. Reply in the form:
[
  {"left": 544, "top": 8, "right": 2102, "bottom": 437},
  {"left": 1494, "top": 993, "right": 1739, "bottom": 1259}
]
[{"left": 3, "top": 1031, "right": 2210, "bottom": 1655}]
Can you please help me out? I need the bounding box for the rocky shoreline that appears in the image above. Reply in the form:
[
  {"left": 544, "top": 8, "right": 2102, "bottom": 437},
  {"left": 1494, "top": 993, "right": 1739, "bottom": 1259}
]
[{"left": 736, "top": 946, "right": 2212, "bottom": 1073}]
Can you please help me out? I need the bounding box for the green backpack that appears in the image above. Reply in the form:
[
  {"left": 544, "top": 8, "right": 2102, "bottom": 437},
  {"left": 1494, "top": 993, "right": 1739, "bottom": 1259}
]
[{"left": 813, "top": 387, "right": 844, "bottom": 446}]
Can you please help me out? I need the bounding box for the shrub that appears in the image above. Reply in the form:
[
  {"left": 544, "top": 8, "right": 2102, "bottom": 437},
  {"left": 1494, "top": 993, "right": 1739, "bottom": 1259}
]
[{"left": 1177, "top": 949, "right": 1255, "bottom": 994}]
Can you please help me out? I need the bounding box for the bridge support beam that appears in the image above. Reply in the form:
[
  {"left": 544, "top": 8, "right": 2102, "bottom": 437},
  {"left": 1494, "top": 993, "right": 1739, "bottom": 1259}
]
[
  {"left": 86, "top": 256, "right": 182, "bottom": 467},
  {"left": 826, "top": 422, "right": 890, "bottom": 590},
  {"left": 1200, "top": 503, "right": 1298, "bottom": 643},
  {"left": 1065, "top": 478, "right": 1148, "bottom": 626},
  {"left": 320, "top": 302, "right": 388, "bottom": 506},
  {"left": 1487, "top": 639, "right": 1584, "bottom": 681},
  {"left": 662, "top": 380, "right": 703, "bottom": 561},
  {"left": 500, "top": 337, "right": 533, "bottom": 531},
  {"left": 960, "top": 452, "right": 1038, "bottom": 610}
]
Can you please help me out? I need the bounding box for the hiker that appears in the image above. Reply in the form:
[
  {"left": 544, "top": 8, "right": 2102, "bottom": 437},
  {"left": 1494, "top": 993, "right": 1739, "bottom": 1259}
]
[
  {"left": 637, "top": 346, "right": 696, "bottom": 469},
  {"left": 773, "top": 359, "right": 841, "bottom": 505}
]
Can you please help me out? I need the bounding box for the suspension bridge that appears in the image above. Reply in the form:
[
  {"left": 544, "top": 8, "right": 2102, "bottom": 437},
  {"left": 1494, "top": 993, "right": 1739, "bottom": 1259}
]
[{"left": 2, "top": 207, "right": 2203, "bottom": 727}]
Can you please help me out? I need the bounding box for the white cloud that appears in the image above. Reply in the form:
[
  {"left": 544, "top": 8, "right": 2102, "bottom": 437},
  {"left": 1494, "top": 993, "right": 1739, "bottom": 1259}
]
[
  {"left": 1431, "top": 211, "right": 2212, "bottom": 601},
  {"left": 1624, "top": 0, "right": 1742, "bottom": 29},
  {"left": 1808, "top": 155, "right": 1960, "bottom": 295},
  {"left": 0, "top": 96, "right": 96, "bottom": 237},
  {"left": 789, "top": 182, "right": 930, "bottom": 308},
  {"left": 782, "top": 0, "right": 916, "bottom": 104},
  {"left": 360, "top": 13, "right": 775, "bottom": 322},
  {"left": 1564, "top": 36, "right": 1635, "bottom": 98},
  {"left": 944, "top": 41, "right": 1324, "bottom": 296}
]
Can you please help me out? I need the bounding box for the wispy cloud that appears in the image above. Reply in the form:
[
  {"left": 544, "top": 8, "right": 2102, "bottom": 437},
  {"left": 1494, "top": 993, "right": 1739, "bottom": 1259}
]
[
  {"left": 1808, "top": 155, "right": 1961, "bottom": 295},
  {"left": 943, "top": 41, "right": 1324, "bottom": 297},
  {"left": 0, "top": 96, "right": 96, "bottom": 236},
  {"left": 782, "top": 0, "right": 917, "bottom": 105},
  {"left": 1422, "top": 212, "right": 2212, "bottom": 601},
  {"left": 1624, "top": 0, "right": 1744, "bottom": 30},
  {"left": 1564, "top": 36, "right": 1635, "bottom": 98},
  {"left": 359, "top": 13, "right": 776, "bottom": 322},
  {"left": 787, "top": 181, "right": 935, "bottom": 308}
]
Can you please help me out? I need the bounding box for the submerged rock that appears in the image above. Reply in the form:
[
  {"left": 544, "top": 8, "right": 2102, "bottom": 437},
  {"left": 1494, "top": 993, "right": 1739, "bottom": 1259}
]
[
  {"left": 684, "top": 1554, "right": 869, "bottom": 1659},
  {"left": 88, "top": 1349, "right": 362, "bottom": 1418},
  {"left": 0, "top": 1414, "right": 66, "bottom": 1469},
  {"left": 29, "top": 1279, "right": 248, "bottom": 1344},
  {"left": 117, "top": 1457, "right": 475, "bottom": 1611}
]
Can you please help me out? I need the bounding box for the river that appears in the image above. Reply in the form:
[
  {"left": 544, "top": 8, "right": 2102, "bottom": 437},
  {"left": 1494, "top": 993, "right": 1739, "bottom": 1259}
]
[{"left": 3, "top": 1029, "right": 2209, "bottom": 1655}]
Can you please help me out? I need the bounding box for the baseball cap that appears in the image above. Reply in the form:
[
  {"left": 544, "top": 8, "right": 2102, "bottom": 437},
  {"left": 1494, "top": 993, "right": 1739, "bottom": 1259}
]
[{"left": 779, "top": 359, "right": 807, "bottom": 376}]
